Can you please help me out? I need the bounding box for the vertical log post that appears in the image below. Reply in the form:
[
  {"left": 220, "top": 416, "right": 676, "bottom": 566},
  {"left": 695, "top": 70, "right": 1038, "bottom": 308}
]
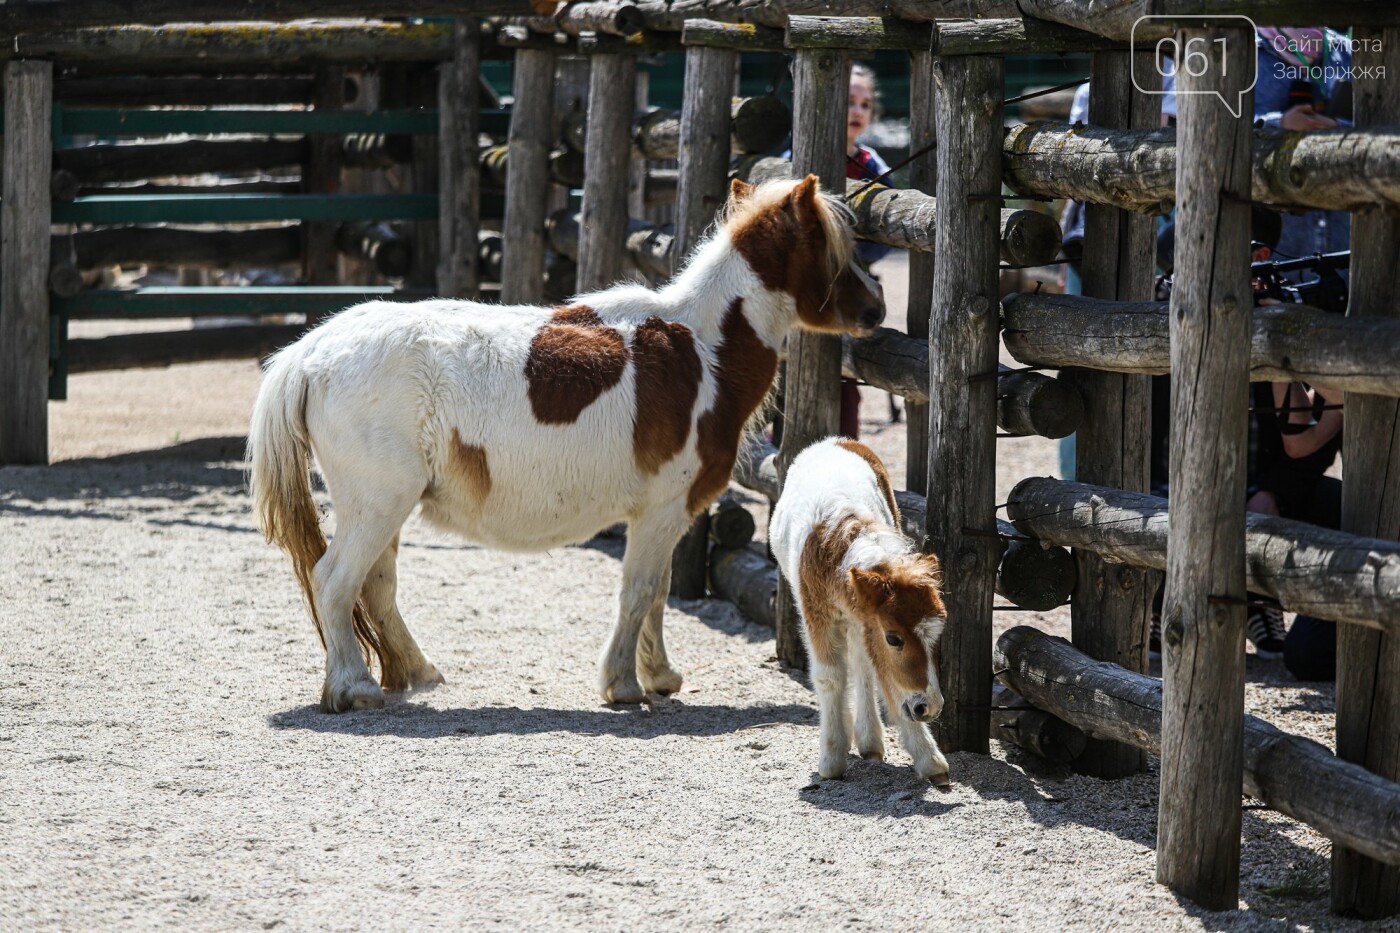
[
  {"left": 1157, "top": 25, "right": 1253, "bottom": 911},
  {"left": 437, "top": 18, "right": 481, "bottom": 299},
  {"left": 904, "top": 50, "right": 935, "bottom": 493},
  {"left": 303, "top": 66, "right": 345, "bottom": 292},
  {"left": 1, "top": 60, "right": 53, "bottom": 465},
  {"left": 1333, "top": 25, "right": 1400, "bottom": 920},
  {"left": 407, "top": 64, "right": 440, "bottom": 289},
  {"left": 669, "top": 43, "right": 737, "bottom": 599},
  {"left": 577, "top": 53, "right": 635, "bottom": 292},
  {"left": 926, "top": 54, "right": 1002, "bottom": 754},
  {"left": 501, "top": 48, "right": 555, "bottom": 304},
  {"left": 1062, "top": 50, "right": 1159, "bottom": 779},
  {"left": 774, "top": 49, "right": 847, "bottom": 669}
]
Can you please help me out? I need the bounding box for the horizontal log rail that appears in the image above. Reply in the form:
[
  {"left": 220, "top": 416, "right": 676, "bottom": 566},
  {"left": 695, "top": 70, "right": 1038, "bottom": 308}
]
[
  {"left": 735, "top": 156, "right": 1061, "bottom": 267},
  {"left": 65, "top": 323, "right": 307, "bottom": 374},
  {"left": 563, "top": 96, "right": 790, "bottom": 161},
  {"left": 995, "top": 624, "right": 1400, "bottom": 865},
  {"left": 546, "top": 209, "right": 673, "bottom": 280},
  {"left": 1002, "top": 291, "right": 1400, "bottom": 397},
  {"left": 1004, "top": 122, "right": 1400, "bottom": 214},
  {"left": 55, "top": 138, "right": 306, "bottom": 186},
  {"left": 0, "top": 5, "right": 543, "bottom": 38},
  {"left": 1006, "top": 477, "right": 1400, "bottom": 633},
  {"left": 51, "top": 225, "right": 301, "bottom": 270}
]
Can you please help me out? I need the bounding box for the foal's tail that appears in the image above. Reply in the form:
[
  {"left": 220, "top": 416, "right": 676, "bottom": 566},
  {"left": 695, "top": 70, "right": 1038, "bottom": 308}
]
[{"left": 247, "top": 344, "right": 386, "bottom": 681}]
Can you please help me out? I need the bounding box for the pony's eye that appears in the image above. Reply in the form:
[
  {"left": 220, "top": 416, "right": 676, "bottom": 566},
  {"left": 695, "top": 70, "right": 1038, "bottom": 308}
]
[{"left": 885, "top": 632, "right": 904, "bottom": 648}]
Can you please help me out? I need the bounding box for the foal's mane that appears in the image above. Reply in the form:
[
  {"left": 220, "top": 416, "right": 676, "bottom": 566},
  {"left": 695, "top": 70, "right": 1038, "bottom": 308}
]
[{"left": 718, "top": 177, "right": 857, "bottom": 278}]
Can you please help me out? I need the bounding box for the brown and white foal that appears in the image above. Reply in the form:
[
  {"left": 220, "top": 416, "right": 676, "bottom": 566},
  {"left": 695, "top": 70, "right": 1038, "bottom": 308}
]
[
  {"left": 249, "top": 176, "right": 884, "bottom": 713},
  {"left": 770, "top": 438, "right": 950, "bottom": 784}
]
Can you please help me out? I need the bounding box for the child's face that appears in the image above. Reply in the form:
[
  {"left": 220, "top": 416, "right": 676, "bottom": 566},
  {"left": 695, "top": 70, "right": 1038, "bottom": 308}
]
[{"left": 848, "top": 75, "right": 875, "bottom": 148}]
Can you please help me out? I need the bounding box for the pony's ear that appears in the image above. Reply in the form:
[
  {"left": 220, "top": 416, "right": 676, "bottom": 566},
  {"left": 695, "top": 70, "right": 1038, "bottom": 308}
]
[
  {"left": 849, "top": 566, "right": 891, "bottom": 608},
  {"left": 790, "top": 174, "right": 821, "bottom": 213},
  {"left": 729, "top": 178, "right": 754, "bottom": 204}
]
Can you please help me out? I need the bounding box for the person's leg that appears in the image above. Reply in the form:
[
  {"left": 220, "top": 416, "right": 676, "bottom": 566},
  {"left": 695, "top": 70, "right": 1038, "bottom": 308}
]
[
  {"left": 839, "top": 378, "right": 862, "bottom": 439},
  {"left": 1283, "top": 615, "right": 1337, "bottom": 682}
]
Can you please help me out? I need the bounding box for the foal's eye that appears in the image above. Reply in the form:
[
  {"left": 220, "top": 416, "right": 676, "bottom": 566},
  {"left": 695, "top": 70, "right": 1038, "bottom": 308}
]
[{"left": 885, "top": 633, "right": 904, "bottom": 648}]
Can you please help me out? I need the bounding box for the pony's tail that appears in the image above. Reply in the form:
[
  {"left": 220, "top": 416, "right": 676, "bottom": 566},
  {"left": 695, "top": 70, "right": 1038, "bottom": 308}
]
[{"left": 247, "top": 346, "right": 386, "bottom": 682}]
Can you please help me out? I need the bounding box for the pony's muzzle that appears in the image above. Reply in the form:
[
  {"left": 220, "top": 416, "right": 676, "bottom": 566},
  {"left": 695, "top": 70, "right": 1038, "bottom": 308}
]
[
  {"left": 902, "top": 693, "right": 942, "bottom": 723},
  {"left": 849, "top": 261, "right": 885, "bottom": 335}
]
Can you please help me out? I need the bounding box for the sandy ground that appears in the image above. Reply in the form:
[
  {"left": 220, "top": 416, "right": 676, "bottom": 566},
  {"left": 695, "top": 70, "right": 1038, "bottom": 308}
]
[{"left": 0, "top": 255, "right": 1358, "bottom": 930}]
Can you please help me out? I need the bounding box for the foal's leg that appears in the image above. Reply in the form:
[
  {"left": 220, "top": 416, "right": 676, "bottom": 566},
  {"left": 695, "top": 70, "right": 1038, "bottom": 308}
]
[
  {"left": 361, "top": 533, "right": 445, "bottom": 692},
  {"left": 637, "top": 562, "right": 682, "bottom": 695},
  {"left": 599, "top": 507, "right": 689, "bottom": 704},
  {"left": 807, "top": 611, "right": 852, "bottom": 779},
  {"left": 850, "top": 636, "right": 886, "bottom": 761},
  {"left": 881, "top": 682, "right": 950, "bottom": 785}
]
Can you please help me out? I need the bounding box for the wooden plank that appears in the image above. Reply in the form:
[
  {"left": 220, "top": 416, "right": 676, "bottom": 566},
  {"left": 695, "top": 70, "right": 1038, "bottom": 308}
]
[
  {"left": 904, "top": 49, "right": 935, "bottom": 497},
  {"left": 1064, "top": 50, "right": 1158, "bottom": 780},
  {"left": 53, "top": 193, "right": 436, "bottom": 225},
  {"left": 0, "top": 61, "right": 53, "bottom": 465},
  {"left": 669, "top": 44, "right": 736, "bottom": 600},
  {"left": 1157, "top": 27, "right": 1254, "bottom": 908},
  {"left": 57, "top": 107, "right": 438, "bottom": 136},
  {"left": 0, "top": 5, "right": 540, "bottom": 36},
  {"left": 501, "top": 48, "right": 554, "bottom": 304},
  {"left": 935, "top": 17, "right": 1126, "bottom": 55},
  {"left": 926, "top": 53, "right": 1003, "bottom": 755},
  {"left": 577, "top": 53, "right": 636, "bottom": 292},
  {"left": 438, "top": 19, "right": 482, "bottom": 299},
  {"left": 784, "top": 16, "right": 933, "bottom": 51},
  {"left": 1334, "top": 25, "right": 1400, "bottom": 920},
  {"left": 773, "top": 48, "right": 847, "bottom": 671},
  {"left": 55, "top": 286, "right": 431, "bottom": 319},
  {"left": 302, "top": 67, "right": 346, "bottom": 292},
  {"left": 680, "top": 19, "right": 785, "bottom": 51}
]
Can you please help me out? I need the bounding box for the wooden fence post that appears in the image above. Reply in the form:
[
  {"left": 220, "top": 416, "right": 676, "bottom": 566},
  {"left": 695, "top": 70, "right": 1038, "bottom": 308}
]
[
  {"left": 437, "top": 18, "right": 481, "bottom": 299},
  {"left": 501, "top": 48, "right": 554, "bottom": 304},
  {"left": 1, "top": 60, "right": 54, "bottom": 465},
  {"left": 669, "top": 43, "right": 737, "bottom": 599},
  {"left": 1333, "top": 25, "right": 1400, "bottom": 920},
  {"left": 1063, "top": 50, "right": 1159, "bottom": 779},
  {"left": 927, "top": 53, "right": 1002, "bottom": 754},
  {"left": 1157, "top": 24, "right": 1253, "bottom": 911},
  {"left": 577, "top": 52, "right": 635, "bottom": 292},
  {"left": 904, "top": 49, "right": 935, "bottom": 494},
  {"left": 774, "top": 49, "right": 846, "bottom": 669},
  {"left": 303, "top": 66, "right": 345, "bottom": 293}
]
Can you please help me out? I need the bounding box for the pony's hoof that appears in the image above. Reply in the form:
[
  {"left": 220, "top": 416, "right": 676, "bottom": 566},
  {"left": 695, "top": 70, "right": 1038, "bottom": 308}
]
[
  {"left": 818, "top": 757, "right": 849, "bottom": 780},
  {"left": 640, "top": 667, "right": 683, "bottom": 695},
  {"left": 601, "top": 677, "right": 647, "bottom": 705},
  {"left": 321, "top": 677, "right": 386, "bottom": 714},
  {"left": 858, "top": 747, "right": 885, "bottom": 761},
  {"left": 410, "top": 662, "right": 447, "bottom": 691},
  {"left": 917, "top": 762, "right": 951, "bottom": 786}
]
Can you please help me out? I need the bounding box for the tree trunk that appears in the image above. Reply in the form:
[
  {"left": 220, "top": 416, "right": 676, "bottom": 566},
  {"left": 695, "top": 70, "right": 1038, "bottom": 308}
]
[{"left": 996, "top": 624, "right": 1400, "bottom": 867}]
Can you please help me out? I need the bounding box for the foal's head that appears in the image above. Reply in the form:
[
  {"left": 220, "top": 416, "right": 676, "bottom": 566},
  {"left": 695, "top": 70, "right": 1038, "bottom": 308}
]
[
  {"left": 848, "top": 554, "right": 948, "bottom": 723},
  {"left": 725, "top": 175, "right": 885, "bottom": 335}
]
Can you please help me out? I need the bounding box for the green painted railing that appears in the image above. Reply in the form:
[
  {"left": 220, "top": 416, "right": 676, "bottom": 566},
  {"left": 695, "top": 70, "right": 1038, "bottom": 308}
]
[{"left": 53, "top": 193, "right": 438, "bottom": 225}]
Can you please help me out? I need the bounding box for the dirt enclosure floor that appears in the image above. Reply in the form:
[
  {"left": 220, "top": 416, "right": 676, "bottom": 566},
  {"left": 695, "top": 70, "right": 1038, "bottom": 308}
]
[{"left": 0, "top": 257, "right": 1363, "bottom": 930}]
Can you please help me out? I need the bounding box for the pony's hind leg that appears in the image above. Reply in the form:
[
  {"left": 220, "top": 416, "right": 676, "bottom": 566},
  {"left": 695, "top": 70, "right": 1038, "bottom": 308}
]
[
  {"left": 600, "top": 506, "right": 690, "bottom": 704},
  {"left": 637, "top": 563, "right": 682, "bottom": 695},
  {"left": 362, "top": 534, "right": 446, "bottom": 692}
]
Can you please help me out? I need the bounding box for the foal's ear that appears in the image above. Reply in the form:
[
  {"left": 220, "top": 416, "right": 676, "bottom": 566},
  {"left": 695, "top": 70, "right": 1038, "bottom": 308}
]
[
  {"left": 729, "top": 178, "right": 754, "bottom": 203},
  {"left": 789, "top": 174, "right": 821, "bottom": 213},
  {"left": 849, "top": 566, "right": 891, "bottom": 607}
]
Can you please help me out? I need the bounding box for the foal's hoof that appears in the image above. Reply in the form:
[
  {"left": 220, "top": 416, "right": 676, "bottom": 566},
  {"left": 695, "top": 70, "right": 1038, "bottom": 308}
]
[
  {"left": 321, "top": 676, "right": 386, "bottom": 714},
  {"left": 409, "top": 661, "right": 447, "bottom": 691},
  {"left": 640, "top": 667, "right": 684, "bottom": 696},
  {"left": 858, "top": 748, "right": 885, "bottom": 761},
  {"left": 601, "top": 676, "right": 647, "bottom": 705}
]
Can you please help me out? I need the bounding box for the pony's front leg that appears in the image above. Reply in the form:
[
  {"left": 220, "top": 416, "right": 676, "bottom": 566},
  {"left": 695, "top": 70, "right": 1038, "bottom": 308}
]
[
  {"left": 637, "top": 562, "right": 683, "bottom": 695},
  {"left": 891, "top": 706, "right": 950, "bottom": 786},
  {"left": 599, "top": 510, "right": 688, "bottom": 704},
  {"left": 810, "top": 648, "right": 852, "bottom": 780},
  {"left": 850, "top": 642, "right": 885, "bottom": 762}
]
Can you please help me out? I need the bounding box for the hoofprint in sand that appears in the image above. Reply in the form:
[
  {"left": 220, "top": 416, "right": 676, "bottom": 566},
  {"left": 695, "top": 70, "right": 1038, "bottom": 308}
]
[{"left": 2, "top": 255, "right": 1348, "bottom": 929}]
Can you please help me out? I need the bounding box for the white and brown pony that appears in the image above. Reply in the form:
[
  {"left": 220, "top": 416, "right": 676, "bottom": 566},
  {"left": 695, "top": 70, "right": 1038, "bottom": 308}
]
[
  {"left": 248, "top": 175, "right": 884, "bottom": 713},
  {"left": 769, "top": 438, "right": 950, "bottom": 784}
]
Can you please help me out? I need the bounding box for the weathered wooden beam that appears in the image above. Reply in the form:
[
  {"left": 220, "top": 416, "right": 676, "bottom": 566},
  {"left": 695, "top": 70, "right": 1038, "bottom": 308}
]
[
  {"left": 996, "top": 539, "right": 1075, "bottom": 612},
  {"left": 493, "top": 23, "right": 577, "bottom": 52},
  {"left": 1334, "top": 25, "right": 1400, "bottom": 919},
  {"left": 54, "top": 225, "right": 301, "bottom": 270},
  {"left": 996, "top": 624, "right": 1400, "bottom": 867},
  {"left": 0, "top": 2, "right": 544, "bottom": 34},
  {"left": 737, "top": 156, "right": 1059, "bottom": 267},
  {"left": 1018, "top": 1, "right": 1396, "bottom": 43},
  {"left": 553, "top": 1, "right": 645, "bottom": 36},
  {"left": 784, "top": 16, "right": 932, "bottom": 51},
  {"left": 477, "top": 230, "right": 504, "bottom": 282},
  {"left": 1, "top": 61, "right": 53, "bottom": 465},
  {"left": 1007, "top": 477, "right": 1400, "bottom": 636},
  {"left": 71, "top": 179, "right": 301, "bottom": 199},
  {"left": 905, "top": 49, "right": 934, "bottom": 497},
  {"left": 65, "top": 324, "right": 307, "bottom": 374},
  {"left": 1004, "top": 122, "right": 1400, "bottom": 215},
  {"left": 438, "top": 18, "right": 482, "bottom": 299},
  {"left": 577, "top": 30, "right": 682, "bottom": 53},
  {"left": 55, "top": 138, "right": 305, "bottom": 186},
  {"left": 733, "top": 436, "right": 780, "bottom": 502},
  {"left": 990, "top": 684, "right": 1086, "bottom": 764},
  {"left": 927, "top": 53, "right": 1003, "bottom": 754},
  {"left": 341, "top": 133, "right": 415, "bottom": 170},
  {"left": 709, "top": 544, "right": 778, "bottom": 630},
  {"left": 55, "top": 75, "right": 316, "bottom": 106},
  {"left": 566, "top": 95, "right": 791, "bottom": 161},
  {"left": 577, "top": 53, "right": 635, "bottom": 291},
  {"left": 709, "top": 496, "right": 757, "bottom": 550},
  {"left": 1002, "top": 292, "right": 1400, "bottom": 398},
  {"left": 680, "top": 18, "right": 785, "bottom": 51},
  {"left": 546, "top": 210, "right": 673, "bottom": 281},
  {"left": 336, "top": 220, "right": 413, "bottom": 279},
  {"left": 996, "top": 366, "right": 1084, "bottom": 439},
  {"left": 500, "top": 48, "right": 554, "bottom": 305},
  {"left": 935, "top": 16, "right": 1125, "bottom": 54},
  {"left": 566, "top": 0, "right": 1020, "bottom": 32}
]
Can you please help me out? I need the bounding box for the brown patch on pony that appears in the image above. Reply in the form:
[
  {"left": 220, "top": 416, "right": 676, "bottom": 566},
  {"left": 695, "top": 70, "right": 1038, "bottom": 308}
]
[
  {"left": 631, "top": 316, "right": 702, "bottom": 474},
  {"left": 850, "top": 557, "right": 947, "bottom": 695},
  {"left": 686, "top": 299, "right": 779, "bottom": 515},
  {"left": 525, "top": 304, "right": 628, "bottom": 424},
  {"left": 727, "top": 176, "right": 846, "bottom": 333},
  {"left": 448, "top": 429, "right": 492, "bottom": 503},
  {"left": 835, "top": 439, "right": 900, "bottom": 526},
  {"left": 798, "top": 516, "right": 868, "bottom": 667}
]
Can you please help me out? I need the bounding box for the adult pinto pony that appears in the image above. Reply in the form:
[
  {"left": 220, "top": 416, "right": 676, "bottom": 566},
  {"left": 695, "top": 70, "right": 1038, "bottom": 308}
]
[{"left": 249, "top": 175, "right": 885, "bottom": 713}]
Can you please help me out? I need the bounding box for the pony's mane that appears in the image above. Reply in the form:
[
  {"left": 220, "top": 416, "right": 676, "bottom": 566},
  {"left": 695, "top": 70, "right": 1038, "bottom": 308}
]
[{"left": 718, "top": 177, "right": 856, "bottom": 276}]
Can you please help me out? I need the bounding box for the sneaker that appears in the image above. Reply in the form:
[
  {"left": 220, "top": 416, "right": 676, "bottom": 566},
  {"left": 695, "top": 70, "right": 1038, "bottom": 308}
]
[
  {"left": 1149, "top": 613, "right": 1162, "bottom": 658},
  {"left": 1247, "top": 605, "right": 1287, "bottom": 660}
]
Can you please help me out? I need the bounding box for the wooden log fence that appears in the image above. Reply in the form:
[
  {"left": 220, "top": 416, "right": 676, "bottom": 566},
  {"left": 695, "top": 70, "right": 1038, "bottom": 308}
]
[{"left": 562, "top": 95, "right": 791, "bottom": 160}]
